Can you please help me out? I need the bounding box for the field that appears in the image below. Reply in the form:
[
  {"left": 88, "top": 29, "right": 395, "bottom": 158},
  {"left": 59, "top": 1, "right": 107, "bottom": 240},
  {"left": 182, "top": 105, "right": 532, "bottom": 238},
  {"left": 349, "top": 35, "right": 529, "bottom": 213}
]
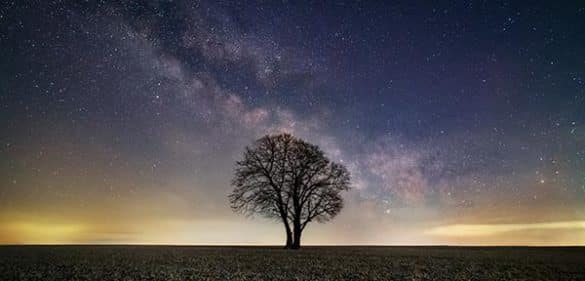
[{"left": 1, "top": 246, "right": 584, "bottom": 280}]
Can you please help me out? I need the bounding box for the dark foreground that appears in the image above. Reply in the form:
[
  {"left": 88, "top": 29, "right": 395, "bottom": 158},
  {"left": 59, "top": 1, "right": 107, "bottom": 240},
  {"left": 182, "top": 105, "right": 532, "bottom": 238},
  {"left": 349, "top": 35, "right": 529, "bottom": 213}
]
[{"left": 1, "top": 246, "right": 584, "bottom": 281}]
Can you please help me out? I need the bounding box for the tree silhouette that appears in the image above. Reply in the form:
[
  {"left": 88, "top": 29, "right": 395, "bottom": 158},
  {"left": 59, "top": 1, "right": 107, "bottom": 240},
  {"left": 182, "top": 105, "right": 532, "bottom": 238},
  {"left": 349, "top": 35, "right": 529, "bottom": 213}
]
[{"left": 229, "top": 134, "right": 351, "bottom": 249}]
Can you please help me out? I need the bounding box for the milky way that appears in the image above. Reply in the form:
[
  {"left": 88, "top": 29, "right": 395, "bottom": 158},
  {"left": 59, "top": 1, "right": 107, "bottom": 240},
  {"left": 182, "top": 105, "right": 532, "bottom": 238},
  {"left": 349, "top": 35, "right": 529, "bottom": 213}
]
[{"left": 1, "top": 1, "right": 584, "bottom": 245}]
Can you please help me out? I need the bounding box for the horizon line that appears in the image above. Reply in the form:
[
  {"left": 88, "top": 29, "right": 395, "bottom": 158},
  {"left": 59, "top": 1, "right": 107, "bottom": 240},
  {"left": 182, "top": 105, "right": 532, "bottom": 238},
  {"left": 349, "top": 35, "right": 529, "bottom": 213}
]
[{"left": 2, "top": 243, "right": 584, "bottom": 247}]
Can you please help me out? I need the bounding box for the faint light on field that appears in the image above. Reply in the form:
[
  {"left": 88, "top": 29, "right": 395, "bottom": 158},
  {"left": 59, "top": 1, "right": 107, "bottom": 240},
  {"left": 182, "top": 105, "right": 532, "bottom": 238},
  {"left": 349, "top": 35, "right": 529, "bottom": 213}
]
[{"left": 425, "top": 221, "right": 585, "bottom": 237}]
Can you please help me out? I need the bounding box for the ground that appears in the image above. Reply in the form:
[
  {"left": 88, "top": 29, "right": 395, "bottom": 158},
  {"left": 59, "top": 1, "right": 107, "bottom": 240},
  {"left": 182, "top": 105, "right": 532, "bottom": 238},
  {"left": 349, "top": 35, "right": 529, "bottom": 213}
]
[{"left": 1, "top": 246, "right": 584, "bottom": 280}]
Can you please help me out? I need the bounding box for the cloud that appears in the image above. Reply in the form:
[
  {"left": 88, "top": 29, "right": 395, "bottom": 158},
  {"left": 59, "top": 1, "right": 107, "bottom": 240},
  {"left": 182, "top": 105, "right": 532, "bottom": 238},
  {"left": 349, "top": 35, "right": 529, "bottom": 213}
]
[
  {"left": 0, "top": 222, "right": 87, "bottom": 244},
  {"left": 425, "top": 221, "right": 585, "bottom": 237}
]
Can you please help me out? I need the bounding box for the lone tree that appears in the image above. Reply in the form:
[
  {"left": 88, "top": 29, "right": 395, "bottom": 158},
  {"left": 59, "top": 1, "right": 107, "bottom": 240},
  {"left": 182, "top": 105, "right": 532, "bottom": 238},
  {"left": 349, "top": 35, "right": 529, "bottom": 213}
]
[{"left": 229, "top": 134, "right": 351, "bottom": 249}]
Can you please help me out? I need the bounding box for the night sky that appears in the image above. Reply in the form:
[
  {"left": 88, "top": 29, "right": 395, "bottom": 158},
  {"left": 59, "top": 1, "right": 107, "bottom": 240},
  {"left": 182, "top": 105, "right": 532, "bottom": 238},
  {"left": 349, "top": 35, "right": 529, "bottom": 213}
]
[{"left": 1, "top": 1, "right": 584, "bottom": 245}]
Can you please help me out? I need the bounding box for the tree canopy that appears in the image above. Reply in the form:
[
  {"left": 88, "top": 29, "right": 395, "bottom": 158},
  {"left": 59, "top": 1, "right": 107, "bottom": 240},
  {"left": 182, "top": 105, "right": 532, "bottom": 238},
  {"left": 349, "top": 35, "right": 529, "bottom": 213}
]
[{"left": 229, "top": 134, "right": 351, "bottom": 249}]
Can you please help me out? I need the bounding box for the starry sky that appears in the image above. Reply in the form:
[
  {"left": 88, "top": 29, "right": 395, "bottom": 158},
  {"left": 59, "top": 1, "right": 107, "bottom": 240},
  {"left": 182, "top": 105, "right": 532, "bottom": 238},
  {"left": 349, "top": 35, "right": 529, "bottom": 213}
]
[{"left": 1, "top": 1, "right": 584, "bottom": 245}]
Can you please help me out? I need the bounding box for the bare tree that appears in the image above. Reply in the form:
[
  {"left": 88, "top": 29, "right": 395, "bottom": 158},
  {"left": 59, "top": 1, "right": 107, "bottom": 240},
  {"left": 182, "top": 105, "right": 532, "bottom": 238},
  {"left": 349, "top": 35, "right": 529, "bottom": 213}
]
[{"left": 229, "top": 134, "right": 351, "bottom": 249}]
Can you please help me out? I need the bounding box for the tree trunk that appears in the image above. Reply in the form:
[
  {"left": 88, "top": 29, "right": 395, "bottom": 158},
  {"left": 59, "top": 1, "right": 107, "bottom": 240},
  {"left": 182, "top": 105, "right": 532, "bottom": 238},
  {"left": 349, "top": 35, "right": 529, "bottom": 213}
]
[
  {"left": 284, "top": 226, "right": 293, "bottom": 249},
  {"left": 291, "top": 222, "right": 302, "bottom": 249}
]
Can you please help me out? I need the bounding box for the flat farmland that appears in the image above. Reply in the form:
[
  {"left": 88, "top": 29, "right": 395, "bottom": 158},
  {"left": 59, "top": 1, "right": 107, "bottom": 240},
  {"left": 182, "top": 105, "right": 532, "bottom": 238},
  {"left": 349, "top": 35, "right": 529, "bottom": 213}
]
[{"left": 1, "top": 246, "right": 584, "bottom": 280}]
